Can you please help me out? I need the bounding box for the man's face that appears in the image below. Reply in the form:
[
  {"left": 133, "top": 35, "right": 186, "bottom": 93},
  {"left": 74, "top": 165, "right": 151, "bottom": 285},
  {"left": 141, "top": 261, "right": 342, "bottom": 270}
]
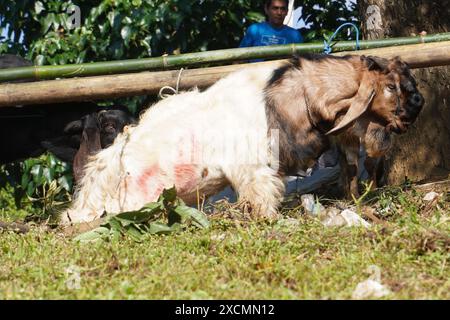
[{"left": 265, "top": 0, "right": 288, "bottom": 28}]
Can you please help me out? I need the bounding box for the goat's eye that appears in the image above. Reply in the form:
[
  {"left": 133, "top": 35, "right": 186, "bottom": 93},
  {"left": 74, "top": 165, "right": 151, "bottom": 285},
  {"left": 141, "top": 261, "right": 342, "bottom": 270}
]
[
  {"left": 387, "top": 84, "right": 396, "bottom": 91},
  {"left": 104, "top": 124, "right": 115, "bottom": 133}
]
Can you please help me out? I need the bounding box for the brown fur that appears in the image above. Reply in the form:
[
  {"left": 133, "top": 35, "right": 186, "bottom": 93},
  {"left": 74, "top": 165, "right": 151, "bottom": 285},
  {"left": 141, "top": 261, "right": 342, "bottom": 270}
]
[{"left": 265, "top": 54, "right": 424, "bottom": 197}]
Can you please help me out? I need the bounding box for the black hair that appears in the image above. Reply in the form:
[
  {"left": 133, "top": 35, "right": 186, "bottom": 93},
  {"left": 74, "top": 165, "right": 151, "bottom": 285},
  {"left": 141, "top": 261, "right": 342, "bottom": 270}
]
[{"left": 264, "top": 0, "right": 289, "bottom": 8}]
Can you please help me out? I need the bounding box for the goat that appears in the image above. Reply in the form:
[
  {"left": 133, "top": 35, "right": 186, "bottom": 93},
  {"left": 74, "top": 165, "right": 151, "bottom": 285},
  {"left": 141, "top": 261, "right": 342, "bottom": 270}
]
[
  {"left": 67, "top": 106, "right": 137, "bottom": 183},
  {"left": 334, "top": 56, "right": 424, "bottom": 197},
  {"left": 61, "top": 54, "right": 424, "bottom": 225}
]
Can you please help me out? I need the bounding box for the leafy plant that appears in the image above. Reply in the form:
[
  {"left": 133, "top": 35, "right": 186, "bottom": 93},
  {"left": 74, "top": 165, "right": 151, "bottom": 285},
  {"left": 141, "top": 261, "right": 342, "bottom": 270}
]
[
  {"left": 74, "top": 186, "right": 210, "bottom": 243},
  {"left": 0, "top": 0, "right": 357, "bottom": 61},
  {"left": 0, "top": 153, "right": 73, "bottom": 220},
  {"left": 0, "top": 0, "right": 267, "bottom": 62},
  {"left": 352, "top": 180, "right": 374, "bottom": 213},
  {"left": 298, "top": 0, "right": 358, "bottom": 43}
]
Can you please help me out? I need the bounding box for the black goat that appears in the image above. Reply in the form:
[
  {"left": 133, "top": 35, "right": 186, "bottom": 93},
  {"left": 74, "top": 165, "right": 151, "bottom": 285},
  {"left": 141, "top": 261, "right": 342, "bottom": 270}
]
[{"left": 63, "top": 106, "right": 136, "bottom": 182}]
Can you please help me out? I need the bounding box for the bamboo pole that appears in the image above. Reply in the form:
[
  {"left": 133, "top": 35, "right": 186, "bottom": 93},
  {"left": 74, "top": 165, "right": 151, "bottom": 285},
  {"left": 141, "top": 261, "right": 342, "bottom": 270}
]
[
  {"left": 1, "top": 32, "right": 450, "bottom": 83},
  {"left": 0, "top": 41, "right": 449, "bottom": 107}
]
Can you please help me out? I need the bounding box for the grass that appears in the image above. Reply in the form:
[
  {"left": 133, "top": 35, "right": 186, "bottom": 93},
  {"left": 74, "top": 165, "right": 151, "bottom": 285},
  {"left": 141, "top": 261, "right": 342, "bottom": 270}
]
[{"left": 0, "top": 182, "right": 449, "bottom": 299}]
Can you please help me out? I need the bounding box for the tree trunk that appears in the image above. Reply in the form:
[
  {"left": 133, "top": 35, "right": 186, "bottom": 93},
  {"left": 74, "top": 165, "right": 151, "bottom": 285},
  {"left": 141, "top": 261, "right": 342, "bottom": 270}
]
[{"left": 359, "top": 0, "right": 450, "bottom": 184}]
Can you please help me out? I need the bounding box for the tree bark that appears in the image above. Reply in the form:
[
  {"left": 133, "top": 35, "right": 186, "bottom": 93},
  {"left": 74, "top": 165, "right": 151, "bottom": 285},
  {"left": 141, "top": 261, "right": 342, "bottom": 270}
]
[{"left": 359, "top": 0, "right": 450, "bottom": 184}]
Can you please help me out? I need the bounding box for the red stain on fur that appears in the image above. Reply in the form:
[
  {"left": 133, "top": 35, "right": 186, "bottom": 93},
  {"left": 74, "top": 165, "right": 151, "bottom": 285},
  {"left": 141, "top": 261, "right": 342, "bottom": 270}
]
[
  {"left": 137, "top": 164, "right": 165, "bottom": 201},
  {"left": 151, "top": 184, "right": 165, "bottom": 200},
  {"left": 137, "top": 133, "right": 201, "bottom": 200},
  {"left": 138, "top": 164, "right": 159, "bottom": 189},
  {"left": 172, "top": 133, "right": 201, "bottom": 194},
  {"left": 174, "top": 164, "right": 198, "bottom": 194}
]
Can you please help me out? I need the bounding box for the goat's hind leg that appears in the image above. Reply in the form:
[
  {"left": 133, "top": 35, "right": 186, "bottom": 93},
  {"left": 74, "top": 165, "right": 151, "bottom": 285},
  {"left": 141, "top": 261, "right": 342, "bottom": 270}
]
[{"left": 227, "top": 165, "right": 284, "bottom": 219}]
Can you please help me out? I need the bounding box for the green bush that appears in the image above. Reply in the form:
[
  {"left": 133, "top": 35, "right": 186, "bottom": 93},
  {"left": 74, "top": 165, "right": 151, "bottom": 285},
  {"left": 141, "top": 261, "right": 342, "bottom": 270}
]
[
  {"left": 0, "top": 153, "right": 72, "bottom": 220},
  {"left": 0, "top": 0, "right": 357, "bottom": 63}
]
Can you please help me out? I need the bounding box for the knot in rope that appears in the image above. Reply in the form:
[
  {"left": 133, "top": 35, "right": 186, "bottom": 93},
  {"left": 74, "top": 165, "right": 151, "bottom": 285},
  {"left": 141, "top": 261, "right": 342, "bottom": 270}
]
[
  {"left": 323, "top": 22, "right": 360, "bottom": 54},
  {"left": 158, "top": 68, "right": 185, "bottom": 99}
]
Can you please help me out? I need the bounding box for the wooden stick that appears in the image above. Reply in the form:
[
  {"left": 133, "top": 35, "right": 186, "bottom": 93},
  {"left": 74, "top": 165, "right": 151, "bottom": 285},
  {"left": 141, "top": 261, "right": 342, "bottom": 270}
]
[
  {"left": 0, "top": 41, "right": 449, "bottom": 107},
  {"left": 60, "top": 218, "right": 105, "bottom": 237},
  {"left": 0, "top": 221, "right": 30, "bottom": 234},
  {"left": 415, "top": 179, "right": 450, "bottom": 190}
]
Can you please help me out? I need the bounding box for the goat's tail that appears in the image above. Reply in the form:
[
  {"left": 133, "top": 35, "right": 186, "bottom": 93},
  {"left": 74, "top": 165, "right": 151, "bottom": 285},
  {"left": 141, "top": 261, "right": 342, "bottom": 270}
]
[{"left": 61, "top": 133, "right": 130, "bottom": 225}]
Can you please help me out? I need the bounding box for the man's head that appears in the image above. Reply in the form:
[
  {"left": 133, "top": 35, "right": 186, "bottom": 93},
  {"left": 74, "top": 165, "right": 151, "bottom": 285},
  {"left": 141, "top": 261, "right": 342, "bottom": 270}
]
[{"left": 264, "top": 0, "right": 289, "bottom": 28}]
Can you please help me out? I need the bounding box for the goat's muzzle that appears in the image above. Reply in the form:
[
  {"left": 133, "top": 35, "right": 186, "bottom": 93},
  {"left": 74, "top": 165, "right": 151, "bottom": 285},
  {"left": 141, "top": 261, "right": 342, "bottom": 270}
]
[{"left": 388, "top": 90, "right": 424, "bottom": 134}]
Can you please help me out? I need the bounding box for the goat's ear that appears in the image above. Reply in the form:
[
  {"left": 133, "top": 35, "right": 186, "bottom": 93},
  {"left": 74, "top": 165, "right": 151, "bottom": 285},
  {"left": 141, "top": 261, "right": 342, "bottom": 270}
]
[
  {"left": 64, "top": 120, "right": 83, "bottom": 134},
  {"left": 326, "top": 74, "right": 376, "bottom": 136},
  {"left": 363, "top": 55, "right": 389, "bottom": 73}
]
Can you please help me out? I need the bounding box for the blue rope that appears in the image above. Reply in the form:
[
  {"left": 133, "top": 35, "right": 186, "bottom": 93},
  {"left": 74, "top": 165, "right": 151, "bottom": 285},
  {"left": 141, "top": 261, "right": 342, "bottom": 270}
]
[{"left": 323, "top": 22, "right": 360, "bottom": 54}]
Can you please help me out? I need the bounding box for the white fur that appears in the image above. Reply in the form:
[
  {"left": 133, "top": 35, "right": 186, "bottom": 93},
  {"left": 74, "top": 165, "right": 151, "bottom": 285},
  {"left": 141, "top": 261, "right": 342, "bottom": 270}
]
[{"left": 62, "top": 64, "right": 286, "bottom": 224}]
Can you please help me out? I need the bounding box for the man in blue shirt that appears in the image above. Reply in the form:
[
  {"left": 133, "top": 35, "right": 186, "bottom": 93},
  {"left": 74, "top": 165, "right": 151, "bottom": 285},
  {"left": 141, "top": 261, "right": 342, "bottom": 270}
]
[
  {"left": 209, "top": 0, "right": 307, "bottom": 204},
  {"left": 240, "top": 0, "right": 303, "bottom": 48}
]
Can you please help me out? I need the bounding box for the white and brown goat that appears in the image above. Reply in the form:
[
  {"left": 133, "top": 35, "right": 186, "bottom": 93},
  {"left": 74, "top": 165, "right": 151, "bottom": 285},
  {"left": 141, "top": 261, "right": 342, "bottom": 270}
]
[{"left": 61, "top": 54, "right": 424, "bottom": 224}]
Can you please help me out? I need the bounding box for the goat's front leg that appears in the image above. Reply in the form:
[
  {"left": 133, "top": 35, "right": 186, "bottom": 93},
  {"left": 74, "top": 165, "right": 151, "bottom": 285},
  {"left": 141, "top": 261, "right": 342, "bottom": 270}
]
[
  {"left": 364, "top": 156, "right": 385, "bottom": 190},
  {"left": 338, "top": 140, "right": 360, "bottom": 199},
  {"left": 227, "top": 165, "right": 285, "bottom": 219}
]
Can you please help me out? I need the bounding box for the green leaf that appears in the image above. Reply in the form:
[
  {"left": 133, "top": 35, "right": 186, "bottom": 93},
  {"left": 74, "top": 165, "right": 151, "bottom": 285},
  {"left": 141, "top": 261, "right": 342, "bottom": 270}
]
[
  {"left": 246, "top": 11, "right": 265, "bottom": 22},
  {"left": 121, "top": 25, "right": 132, "bottom": 41},
  {"left": 26, "top": 181, "right": 36, "bottom": 197},
  {"left": 124, "top": 224, "right": 144, "bottom": 242},
  {"left": 168, "top": 207, "right": 183, "bottom": 225},
  {"left": 43, "top": 167, "right": 54, "bottom": 182},
  {"left": 108, "top": 216, "right": 124, "bottom": 230},
  {"left": 57, "top": 175, "right": 72, "bottom": 191},
  {"left": 30, "top": 164, "right": 44, "bottom": 185},
  {"left": 148, "top": 222, "right": 182, "bottom": 235},
  {"left": 228, "top": 12, "right": 241, "bottom": 26},
  {"left": 35, "top": 55, "right": 45, "bottom": 66},
  {"left": 47, "top": 153, "right": 57, "bottom": 168},
  {"left": 23, "top": 159, "right": 36, "bottom": 172},
  {"left": 35, "top": 1, "right": 45, "bottom": 15},
  {"left": 115, "top": 202, "right": 163, "bottom": 223},
  {"left": 21, "top": 173, "right": 30, "bottom": 190},
  {"left": 107, "top": 11, "right": 118, "bottom": 28},
  {"left": 140, "top": 37, "right": 151, "bottom": 51},
  {"left": 110, "top": 227, "right": 121, "bottom": 242},
  {"left": 160, "top": 186, "right": 177, "bottom": 203},
  {"left": 174, "top": 205, "right": 210, "bottom": 229},
  {"left": 73, "top": 227, "right": 111, "bottom": 243}
]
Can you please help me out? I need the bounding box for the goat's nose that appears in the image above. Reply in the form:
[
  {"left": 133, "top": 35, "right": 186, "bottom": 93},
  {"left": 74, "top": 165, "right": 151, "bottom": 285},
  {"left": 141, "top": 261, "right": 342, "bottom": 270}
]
[{"left": 409, "top": 93, "right": 424, "bottom": 107}]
